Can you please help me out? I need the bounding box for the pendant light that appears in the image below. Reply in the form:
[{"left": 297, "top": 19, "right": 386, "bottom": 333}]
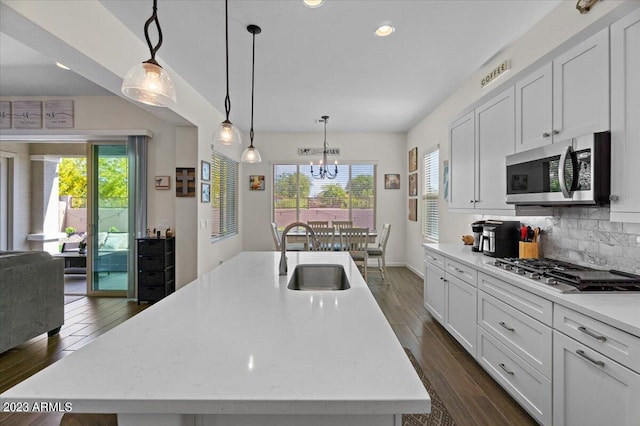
[
  {"left": 121, "top": 0, "right": 176, "bottom": 107},
  {"left": 213, "top": 0, "right": 242, "bottom": 146},
  {"left": 241, "top": 25, "right": 262, "bottom": 163},
  {"left": 310, "top": 116, "right": 338, "bottom": 179}
]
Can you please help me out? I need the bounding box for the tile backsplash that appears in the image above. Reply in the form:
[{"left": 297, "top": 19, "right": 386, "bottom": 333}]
[{"left": 477, "top": 207, "right": 640, "bottom": 274}]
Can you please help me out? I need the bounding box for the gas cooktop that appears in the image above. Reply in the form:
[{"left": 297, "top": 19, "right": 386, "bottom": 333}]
[{"left": 486, "top": 257, "right": 640, "bottom": 293}]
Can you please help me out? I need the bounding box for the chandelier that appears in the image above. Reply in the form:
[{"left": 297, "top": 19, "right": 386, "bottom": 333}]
[{"left": 310, "top": 115, "right": 338, "bottom": 179}]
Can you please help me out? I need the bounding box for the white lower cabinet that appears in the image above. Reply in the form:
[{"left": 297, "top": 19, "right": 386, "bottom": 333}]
[
  {"left": 477, "top": 328, "right": 552, "bottom": 425},
  {"left": 553, "top": 330, "right": 640, "bottom": 426},
  {"left": 424, "top": 261, "right": 445, "bottom": 324},
  {"left": 444, "top": 275, "right": 477, "bottom": 357}
]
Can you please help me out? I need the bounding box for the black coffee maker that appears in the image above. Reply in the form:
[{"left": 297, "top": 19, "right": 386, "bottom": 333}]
[
  {"left": 481, "top": 220, "right": 520, "bottom": 258},
  {"left": 471, "top": 221, "right": 485, "bottom": 252}
]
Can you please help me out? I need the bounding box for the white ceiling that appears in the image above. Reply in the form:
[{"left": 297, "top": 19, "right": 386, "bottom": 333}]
[{"left": 0, "top": 0, "right": 562, "bottom": 133}]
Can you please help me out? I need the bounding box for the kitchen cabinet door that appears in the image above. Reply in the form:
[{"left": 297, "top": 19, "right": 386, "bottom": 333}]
[
  {"left": 424, "top": 261, "right": 445, "bottom": 324},
  {"left": 611, "top": 7, "right": 640, "bottom": 223},
  {"left": 475, "top": 86, "right": 515, "bottom": 211},
  {"left": 448, "top": 111, "right": 475, "bottom": 210},
  {"left": 553, "top": 27, "right": 610, "bottom": 141},
  {"left": 444, "top": 274, "right": 477, "bottom": 358},
  {"left": 553, "top": 331, "right": 640, "bottom": 426},
  {"left": 515, "top": 62, "right": 553, "bottom": 152}
]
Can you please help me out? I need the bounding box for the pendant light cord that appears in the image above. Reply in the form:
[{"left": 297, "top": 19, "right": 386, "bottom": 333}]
[
  {"left": 249, "top": 29, "right": 256, "bottom": 147},
  {"left": 224, "top": 0, "right": 231, "bottom": 121},
  {"left": 143, "top": 0, "right": 163, "bottom": 65}
]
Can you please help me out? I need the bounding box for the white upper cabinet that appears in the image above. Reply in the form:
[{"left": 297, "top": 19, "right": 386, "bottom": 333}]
[
  {"left": 515, "top": 28, "right": 610, "bottom": 153},
  {"left": 611, "top": 7, "right": 640, "bottom": 223},
  {"left": 448, "top": 111, "right": 476, "bottom": 210},
  {"left": 515, "top": 62, "right": 553, "bottom": 152},
  {"left": 475, "top": 86, "right": 515, "bottom": 211}
]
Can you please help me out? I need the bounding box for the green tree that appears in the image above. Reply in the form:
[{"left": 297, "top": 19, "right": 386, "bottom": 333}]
[
  {"left": 58, "top": 158, "right": 87, "bottom": 199},
  {"left": 318, "top": 184, "right": 346, "bottom": 207},
  {"left": 58, "top": 157, "right": 128, "bottom": 208},
  {"left": 275, "top": 173, "right": 311, "bottom": 199},
  {"left": 349, "top": 175, "right": 374, "bottom": 198},
  {"left": 97, "top": 158, "right": 128, "bottom": 204}
]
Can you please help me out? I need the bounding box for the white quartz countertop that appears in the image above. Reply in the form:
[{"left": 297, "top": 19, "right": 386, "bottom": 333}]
[
  {"left": 0, "top": 252, "right": 430, "bottom": 415},
  {"left": 424, "top": 243, "right": 640, "bottom": 338}
]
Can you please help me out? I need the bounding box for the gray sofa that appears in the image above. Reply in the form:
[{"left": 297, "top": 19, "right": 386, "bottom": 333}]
[{"left": 0, "top": 251, "right": 64, "bottom": 354}]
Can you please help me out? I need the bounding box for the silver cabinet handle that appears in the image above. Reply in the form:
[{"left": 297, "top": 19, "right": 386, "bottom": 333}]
[
  {"left": 553, "top": 129, "right": 560, "bottom": 135},
  {"left": 428, "top": 255, "right": 437, "bottom": 261},
  {"left": 558, "top": 145, "right": 573, "bottom": 199},
  {"left": 576, "top": 349, "right": 605, "bottom": 367},
  {"left": 470, "top": 200, "right": 475, "bottom": 203},
  {"left": 439, "top": 277, "right": 444, "bottom": 280},
  {"left": 542, "top": 132, "right": 550, "bottom": 138},
  {"left": 578, "top": 326, "right": 607, "bottom": 342},
  {"left": 454, "top": 267, "right": 465, "bottom": 274},
  {"left": 499, "top": 321, "right": 515, "bottom": 332},
  {"left": 499, "top": 363, "right": 514, "bottom": 375}
]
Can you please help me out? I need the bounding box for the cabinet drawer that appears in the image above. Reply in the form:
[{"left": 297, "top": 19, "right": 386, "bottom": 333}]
[
  {"left": 137, "top": 254, "right": 168, "bottom": 271},
  {"left": 478, "top": 272, "right": 552, "bottom": 326},
  {"left": 424, "top": 250, "right": 445, "bottom": 269},
  {"left": 478, "top": 291, "right": 552, "bottom": 378},
  {"left": 445, "top": 258, "right": 477, "bottom": 285},
  {"left": 138, "top": 285, "right": 166, "bottom": 302},
  {"left": 137, "top": 239, "right": 167, "bottom": 256},
  {"left": 138, "top": 270, "right": 171, "bottom": 286},
  {"left": 477, "top": 328, "right": 551, "bottom": 425},
  {"left": 554, "top": 304, "right": 640, "bottom": 374}
]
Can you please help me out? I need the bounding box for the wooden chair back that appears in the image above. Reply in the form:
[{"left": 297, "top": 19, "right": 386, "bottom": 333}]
[
  {"left": 308, "top": 221, "right": 330, "bottom": 229},
  {"left": 308, "top": 227, "right": 335, "bottom": 251}
]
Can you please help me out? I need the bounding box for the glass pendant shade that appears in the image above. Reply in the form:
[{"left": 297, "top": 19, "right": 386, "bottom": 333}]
[
  {"left": 122, "top": 62, "right": 176, "bottom": 107},
  {"left": 241, "top": 146, "right": 262, "bottom": 163},
  {"left": 213, "top": 120, "right": 242, "bottom": 145}
]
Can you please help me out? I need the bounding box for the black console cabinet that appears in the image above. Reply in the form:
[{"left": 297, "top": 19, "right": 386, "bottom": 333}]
[{"left": 136, "top": 237, "right": 175, "bottom": 304}]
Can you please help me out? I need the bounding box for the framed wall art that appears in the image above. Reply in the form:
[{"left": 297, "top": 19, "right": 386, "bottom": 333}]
[
  {"left": 155, "top": 176, "right": 170, "bottom": 190},
  {"left": 13, "top": 101, "right": 42, "bottom": 129},
  {"left": 408, "top": 199, "right": 417, "bottom": 222},
  {"left": 201, "top": 182, "right": 211, "bottom": 203},
  {"left": 409, "top": 147, "right": 418, "bottom": 172},
  {"left": 201, "top": 160, "right": 211, "bottom": 182},
  {"left": 44, "top": 100, "right": 74, "bottom": 128},
  {"left": 250, "top": 175, "right": 265, "bottom": 191},
  {"left": 176, "top": 167, "right": 196, "bottom": 197},
  {"left": 0, "top": 101, "right": 11, "bottom": 129},
  {"left": 384, "top": 174, "right": 400, "bottom": 189},
  {"left": 408, "top": 173, "right": 418, "bottom": 197}
]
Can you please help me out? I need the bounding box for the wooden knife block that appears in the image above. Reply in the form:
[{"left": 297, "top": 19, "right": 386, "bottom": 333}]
[{"left": 519, "top": 242, "right": 539, "bottom": 259}]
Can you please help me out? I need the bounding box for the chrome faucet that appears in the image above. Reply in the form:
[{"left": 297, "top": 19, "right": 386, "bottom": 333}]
[{"left": 279, "top": 222, "right": 318, "bottom": 276}]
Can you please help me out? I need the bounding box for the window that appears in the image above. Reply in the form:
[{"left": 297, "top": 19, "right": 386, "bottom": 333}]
[
  {"left": 273, "top": 164, "right": 376, "bottom": 230},
  {"left": 423, "top": 148, "right": 439, "bottom": 241},
  {"left": 211, "top": 151, "right": 238, "bottom": 239}
]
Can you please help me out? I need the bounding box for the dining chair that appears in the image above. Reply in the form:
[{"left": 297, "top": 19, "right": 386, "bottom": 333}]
[
  {"left": 308, "top": 220, "right": 330, "bottom": 229},
  {"left": 339, "top": 227, "right": 369, "bottom": 282},
  {"left": 367, "top": 223, "right": 391, "bottom": 280},
  {"left": 332, "top": 220, "right": 353, "bottom": 231},
  {"left": 308, "top": 227, "right": 335, "bottom": 251}
]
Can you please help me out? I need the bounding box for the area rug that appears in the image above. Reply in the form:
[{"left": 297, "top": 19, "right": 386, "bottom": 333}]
[
  {"left": 403, "top": 348, "right": 457, "bottom": 426},
  {"left": 64, "top": 295, "right": 86, "bottom": 305}
]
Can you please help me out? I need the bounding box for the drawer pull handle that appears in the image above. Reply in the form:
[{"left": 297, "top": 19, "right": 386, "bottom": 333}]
[
  {"left": 454, "top": 267, "right": 464, "bottom": 273},
  {"left": 576, "top": 350, "right": 605, "bottom": 368},
  {"left": 499, "top": 321, "right": 515, "bottom": 332},
  {"left": 499, "top": 363, "right": 514, "bottom": 375},
  {"left": 578, "top": 326, "right": 607, "bottom": 342},
  {"left": 429, "top": 256, "right": 437, "bottom": 261}
]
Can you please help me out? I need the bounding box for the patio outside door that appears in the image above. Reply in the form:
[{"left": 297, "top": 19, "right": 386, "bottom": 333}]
[{"left": 89, "top": 144, "right": 131, "bottom": 295}]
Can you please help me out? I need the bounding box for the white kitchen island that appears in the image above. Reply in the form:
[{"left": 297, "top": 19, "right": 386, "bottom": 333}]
[{"left": 0, "top": 251, "right": 430, "bottom": 426}]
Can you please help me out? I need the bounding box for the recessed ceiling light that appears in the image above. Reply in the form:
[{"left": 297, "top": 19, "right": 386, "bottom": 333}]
[
  {"left": 375, "top": 25, "right": 395, "bottom": 37},
  {"left": 56, "top": 62, "right": 70, "bottom": 70},
  {"left": 304, "top": 0, "right": 323, "bottom": 8}
]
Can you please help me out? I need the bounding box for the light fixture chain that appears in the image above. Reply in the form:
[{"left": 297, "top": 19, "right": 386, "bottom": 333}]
[
  {"left": 143, "top": 0, "right": 163, "bottom": 63},
  {"left": 224, "top": 0, "right": 231, "bottom": 120},
  {"left": 249, "top": 30, "right": 256, "bottom": 146}
]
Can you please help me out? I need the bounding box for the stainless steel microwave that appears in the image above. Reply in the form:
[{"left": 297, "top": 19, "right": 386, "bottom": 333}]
[{"left": 505, "top": 132, "right": 610, "bottom": 206}]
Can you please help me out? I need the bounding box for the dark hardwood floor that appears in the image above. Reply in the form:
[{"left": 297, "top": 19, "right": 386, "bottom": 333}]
[{"left": 1, "top": 267, "right": 536, "bottom": 425}]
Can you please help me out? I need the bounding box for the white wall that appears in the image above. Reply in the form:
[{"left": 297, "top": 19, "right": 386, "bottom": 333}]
[
  {"left": 241, "top": 132, "right": 407, "bottom": 265},
  {"left": 0, "top": 142, "right": 30, "bottom": 251},
  {"left": 404, "top": 0, "right": 635, "bottom": 276}
]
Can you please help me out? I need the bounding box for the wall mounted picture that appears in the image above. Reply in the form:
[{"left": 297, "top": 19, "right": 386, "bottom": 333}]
[
  {"left": 384, "top": 174, "right": 400, "bottom": 189},
  {"left": 13, "top": 101, "right": 42, "bottom": 129},
  {"left": 250, "top": 175, "right": 265, "bottom": 191},
  {"left": 155, "top": 176, "right": 170, "bottom": 190},
  {"left": 0, "top": 101, "right": 11, "bottom": 129},
  {"left": 408, "top": 199, "right": 417, "bottom": 221},
  {"left": 201, "top": 160, "right": 211, "bottom": 182},
  {"left": 201, "top": 182, "right": 211, "bottom": 203},
  {"left": 44, "top": 100, "right": 74, "bottom": 128},
  {"left": 409, "top": 147, "right": 418, "bottom": 172},
  {"left": 408, "top": 173, "right": 418, "bottom": 196},
  {"left": 443, "top": 159, "right": 449, "bottom": 201},
  {"left": 175, "top": 167, "right": 196, "bottom": 197}
]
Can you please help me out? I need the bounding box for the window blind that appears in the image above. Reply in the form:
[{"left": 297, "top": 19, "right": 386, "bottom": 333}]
[
  {"left": 273, "top": 164, "right": 376, "bottom": 230},
  {"left": 211, "top": 151, "right": 238, "bottom": 239},
  {"left": 423, "top": 148, "right": 439, "bottom": 241}
]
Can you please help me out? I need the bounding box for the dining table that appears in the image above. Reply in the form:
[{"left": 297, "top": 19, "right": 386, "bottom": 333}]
[{"left": 285, "top": 229, "right": 378, "bottom": 250}]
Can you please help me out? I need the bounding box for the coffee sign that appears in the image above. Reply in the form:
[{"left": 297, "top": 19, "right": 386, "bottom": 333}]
[{"left": 481, "top": 60, "right": 510, "bottom": 88}]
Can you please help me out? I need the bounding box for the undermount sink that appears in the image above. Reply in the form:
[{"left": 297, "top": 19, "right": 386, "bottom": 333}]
[{"left": 287, "top": 264, "right": 351, "bottom": 291}]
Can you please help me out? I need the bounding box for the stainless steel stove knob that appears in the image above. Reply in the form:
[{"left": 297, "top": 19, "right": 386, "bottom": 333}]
[
  {"left": 504, "top": 265, "right": 513, "bottom": 271},
  {"left": 494, "top": 261, "right": 502, "bottom": 267},
  {"left": 545, "top": 277, "right": 557, "bottom": 285},
  {"left": 516, "top": 268, "right": 526, "bottom": 275},
  {"left": 529, "top": 273, "right": 541, "bottom": 280}
]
